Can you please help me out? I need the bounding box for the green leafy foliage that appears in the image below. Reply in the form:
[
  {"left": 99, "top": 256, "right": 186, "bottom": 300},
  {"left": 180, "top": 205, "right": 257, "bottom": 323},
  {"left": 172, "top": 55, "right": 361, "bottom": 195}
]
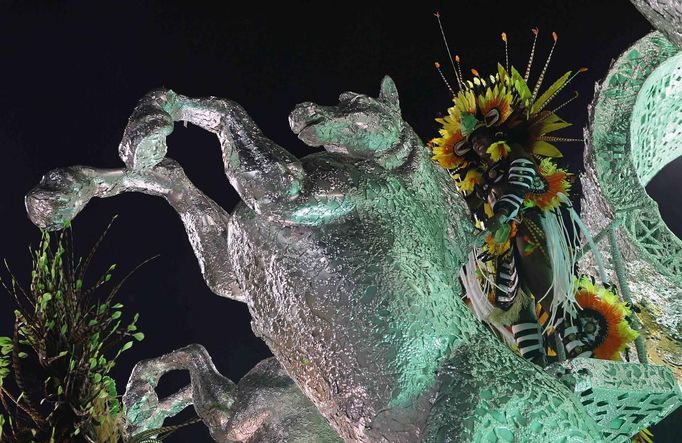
[
  {"left": 0, "top": 224, "right": 146, "bottom": 442},
  {"left": 510, "top": 66, "right": 532, "bottom": 104},
  {"left": 459, "top": 113, "right": 478, "bottom": 137}
]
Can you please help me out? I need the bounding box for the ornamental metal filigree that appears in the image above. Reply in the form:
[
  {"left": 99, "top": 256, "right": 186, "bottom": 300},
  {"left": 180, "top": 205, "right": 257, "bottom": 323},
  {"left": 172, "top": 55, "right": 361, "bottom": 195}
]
[{"left": 580, "top": 32, "right": 682, "bottom": 378}]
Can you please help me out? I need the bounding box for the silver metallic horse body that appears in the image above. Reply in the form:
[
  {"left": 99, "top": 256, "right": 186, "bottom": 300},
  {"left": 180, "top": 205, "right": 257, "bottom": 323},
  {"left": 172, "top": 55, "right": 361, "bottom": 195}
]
[{"left": 26, "top": 77, "right": 607, "bottom": 441}]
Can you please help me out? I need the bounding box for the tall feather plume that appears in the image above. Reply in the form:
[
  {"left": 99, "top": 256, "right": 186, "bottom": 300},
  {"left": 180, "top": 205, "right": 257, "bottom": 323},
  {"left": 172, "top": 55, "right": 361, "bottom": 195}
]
[
  {"left": 434, "top": 11, "right": 462, "bottom": 91},
  {"left": 538, "top": 135, "right": 583, "bottom": 143},
  {"left": 534, "top": 68, "right": 588, "bottom": 113},
  {"left": 501, "top": 32, "right": 509, "bottom": 73},
  {"left": 531, "top": 31, "right": 558, "bottom": 105},
  {"left": 434, "top": 62, "right": 456, "bottom": 96},
  {"left": 524, "top": 27, "right": 539, "bottom": 82},
  {"left": 455, "top": 55, "right": 465, "bottom": 91},
  {"left": 550, "top": 91, "right": 579, "bottom": 114}
]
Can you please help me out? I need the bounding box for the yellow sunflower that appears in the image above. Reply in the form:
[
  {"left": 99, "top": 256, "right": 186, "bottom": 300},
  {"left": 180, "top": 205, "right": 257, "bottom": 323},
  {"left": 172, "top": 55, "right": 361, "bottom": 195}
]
[
  {"left": 524, "top": 158, "right": 572, "bottom": 211},
  {"left": 485, "top": 141, "right": 511, "bottom": 162},
  {"left": 454, "top": 168, "right": 483, "bottom": 194},
  {"left": 574, "top": 277, "right": 639, "bottom": 361},
  {"left": 477, "top": 85, "right": 513, "bottom": 126},
  {"left": 484, "top": 221, "right": 518, "bottom": 256},
  {"left": 431, "top": 117, "right": 466, "bottom": 169}
]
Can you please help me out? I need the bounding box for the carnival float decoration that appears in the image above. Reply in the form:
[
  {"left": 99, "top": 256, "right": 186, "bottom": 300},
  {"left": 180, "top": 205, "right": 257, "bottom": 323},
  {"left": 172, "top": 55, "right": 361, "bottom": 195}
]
[{"left": 20, "top": 0, "right": 682, "bottom": 441}]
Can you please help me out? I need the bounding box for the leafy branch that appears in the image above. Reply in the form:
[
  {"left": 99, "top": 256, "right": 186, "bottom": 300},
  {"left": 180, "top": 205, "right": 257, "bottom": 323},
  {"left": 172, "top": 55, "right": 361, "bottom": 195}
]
[{"left": 0, "top": 221, "right": 147, "bottom": 442}]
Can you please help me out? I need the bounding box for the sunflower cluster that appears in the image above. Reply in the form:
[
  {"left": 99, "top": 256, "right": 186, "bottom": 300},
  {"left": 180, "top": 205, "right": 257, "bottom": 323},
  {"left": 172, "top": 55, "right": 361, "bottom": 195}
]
[
  {"left": 430, "top": 61, "right": 580, "bottom": 206},
  {"left": 574, "top": 276, "right": 639, "bottom": 360},
  {"left": 524, "top": 157, "right": 573, "bottom": 211},
  {"left": 483, "top": 220, "right": 518, "bottom": 256}
]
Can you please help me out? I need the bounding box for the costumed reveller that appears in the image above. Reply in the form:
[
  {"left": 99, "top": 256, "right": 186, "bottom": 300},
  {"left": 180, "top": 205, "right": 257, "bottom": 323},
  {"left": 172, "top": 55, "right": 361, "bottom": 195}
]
[{"left": 429, "top": 19, "right": 639, "bottom": 366}]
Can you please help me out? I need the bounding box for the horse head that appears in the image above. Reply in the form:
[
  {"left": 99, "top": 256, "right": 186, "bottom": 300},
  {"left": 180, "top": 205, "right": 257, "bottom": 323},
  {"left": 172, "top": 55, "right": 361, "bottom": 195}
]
[{"left": 289, "top": 76, "right": 403, "bottom": 159}]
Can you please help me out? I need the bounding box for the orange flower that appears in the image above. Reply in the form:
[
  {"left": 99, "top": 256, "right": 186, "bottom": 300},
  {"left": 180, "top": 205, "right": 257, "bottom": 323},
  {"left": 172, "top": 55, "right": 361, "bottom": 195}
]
[
  {"left": 477, "top": 85, "right": 513, "bottom": 126},
  {"left": 484, "top": 221, "right": 518, "bottom": 256},
  {"left": 431, "top": 127, "right": 466, "bottom": 169},
  {"left": 455, "top": 168, "right": 483, "bottom": 195},
  {"left": 524, "top": 158, "right": 572, "bottom": 211},
  {"left": 575, "top": 278, "right": 639, "bottom": 360}
]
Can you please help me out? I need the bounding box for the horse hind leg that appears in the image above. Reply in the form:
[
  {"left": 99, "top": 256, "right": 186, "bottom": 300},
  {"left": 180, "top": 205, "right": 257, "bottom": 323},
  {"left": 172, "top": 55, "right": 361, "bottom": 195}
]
[
  {"left": 123, "top": 346, "right": 342, "bottom": 443},
  {"left": 122, "top": 344, "right": 237, "bottom": 442}
]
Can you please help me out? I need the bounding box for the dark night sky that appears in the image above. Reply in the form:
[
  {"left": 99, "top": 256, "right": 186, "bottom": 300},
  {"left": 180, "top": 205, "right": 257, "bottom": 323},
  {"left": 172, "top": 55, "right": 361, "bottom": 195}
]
[{"left": 0, "top": 0, "right": 679, "bottom": 441}]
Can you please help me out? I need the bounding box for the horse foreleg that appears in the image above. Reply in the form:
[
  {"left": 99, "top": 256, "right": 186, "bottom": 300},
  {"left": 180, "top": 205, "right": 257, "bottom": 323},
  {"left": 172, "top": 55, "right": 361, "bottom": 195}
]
[
  {"left": 120, "top": 89, "right": 305, "bottom": 218},
  {"left": 25, "top": 158, "right": 245, "bottom": 301}
]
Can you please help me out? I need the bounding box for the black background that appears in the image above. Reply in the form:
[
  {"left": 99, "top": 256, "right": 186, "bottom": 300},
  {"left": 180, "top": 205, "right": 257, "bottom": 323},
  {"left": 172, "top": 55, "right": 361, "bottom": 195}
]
[{"left": 0, "top": 0, "right": 679, "bottom": 441}]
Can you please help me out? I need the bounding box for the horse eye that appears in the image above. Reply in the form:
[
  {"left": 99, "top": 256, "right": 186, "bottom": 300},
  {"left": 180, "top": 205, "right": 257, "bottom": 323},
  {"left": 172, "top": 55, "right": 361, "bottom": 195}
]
[
  {"left": 484, "top": 109, "right": 500, "bottom": 127},
  {"left": 339, "top": 93, "right": 367, "bottom": 107},
  {"left": 339, "top": 92, "right": 357, "bottom": 102}
]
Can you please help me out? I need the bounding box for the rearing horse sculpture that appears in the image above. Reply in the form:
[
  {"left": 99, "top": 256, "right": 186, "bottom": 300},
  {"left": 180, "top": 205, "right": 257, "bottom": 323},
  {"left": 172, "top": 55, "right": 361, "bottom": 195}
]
[{"left": 25, "top": 77, "right": 678, "bottom": 442}]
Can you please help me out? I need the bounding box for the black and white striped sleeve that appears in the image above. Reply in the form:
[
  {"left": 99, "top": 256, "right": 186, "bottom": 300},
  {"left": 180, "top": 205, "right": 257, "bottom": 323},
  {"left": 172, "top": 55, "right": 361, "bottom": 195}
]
[{"left": 493, "top": 158, "right": 536, "bottom": 218}]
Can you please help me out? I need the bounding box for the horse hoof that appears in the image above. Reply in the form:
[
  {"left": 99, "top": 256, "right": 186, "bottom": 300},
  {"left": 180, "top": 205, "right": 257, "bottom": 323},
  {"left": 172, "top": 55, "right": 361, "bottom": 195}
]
[
  {"left": 119, "top": 90, "right": 175, "bottom": 170},
  {"left": 25, "top": 167, "right": 96, "bottom": 230}
]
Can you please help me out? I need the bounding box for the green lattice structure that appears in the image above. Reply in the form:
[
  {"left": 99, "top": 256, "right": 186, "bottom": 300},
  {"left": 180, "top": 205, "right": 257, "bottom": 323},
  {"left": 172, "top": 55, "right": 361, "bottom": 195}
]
[
  {"left": 587, "top": 32, "right": 681, "bottom": 284},
  {"left": 581, "top": 32, "right": 682, "bottom": 372},
  {"left": 631, "top": 52, "right": 682, "bottom": 187},
  {"left": 550, "top": 359, "right": 681, "bottom": 442}
]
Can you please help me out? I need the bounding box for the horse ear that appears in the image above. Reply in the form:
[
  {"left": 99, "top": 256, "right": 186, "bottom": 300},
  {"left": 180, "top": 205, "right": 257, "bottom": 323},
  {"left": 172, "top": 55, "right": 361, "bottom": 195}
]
[{"left": 379, "top": 76, "right": 400, "bottom": 111}]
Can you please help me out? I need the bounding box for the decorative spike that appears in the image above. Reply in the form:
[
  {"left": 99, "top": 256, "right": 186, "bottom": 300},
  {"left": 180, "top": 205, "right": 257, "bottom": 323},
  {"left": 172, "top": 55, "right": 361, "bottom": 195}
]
[
  {"left": 455, "top": 55, "right": 465, "bottom": 91},
  {"left": 524, "top": 27, "right": 539, "bottom": 82},
  {"left": 434, "top": 61, "right": 456, "bottom": 97},
  {"left": 550, "top": 91, "right": 579, "bottom": 114},
  {"left": 535, "top": 68, "right": 588, "bottom": 112},
  {"left": 434, "top": 11, "right": 462, "bottom": 91},
  {"left": 501, "top": 32, "right": 509, "bottom": 73},
  {"left": 471, "top": 68, "right": 480, "bottom": 77},
  {"left": 531, "top": 31, "right": 559, "bottom": 105},
  {"left": 538, "top": 136, "right": 583, "bottom": 143}
]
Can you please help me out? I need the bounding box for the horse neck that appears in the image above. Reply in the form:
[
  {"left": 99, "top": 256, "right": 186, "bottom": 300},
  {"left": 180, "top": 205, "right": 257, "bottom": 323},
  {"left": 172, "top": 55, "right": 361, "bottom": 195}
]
[{"left": 375, "top": 123, "right": 429, "bottom": 171}]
